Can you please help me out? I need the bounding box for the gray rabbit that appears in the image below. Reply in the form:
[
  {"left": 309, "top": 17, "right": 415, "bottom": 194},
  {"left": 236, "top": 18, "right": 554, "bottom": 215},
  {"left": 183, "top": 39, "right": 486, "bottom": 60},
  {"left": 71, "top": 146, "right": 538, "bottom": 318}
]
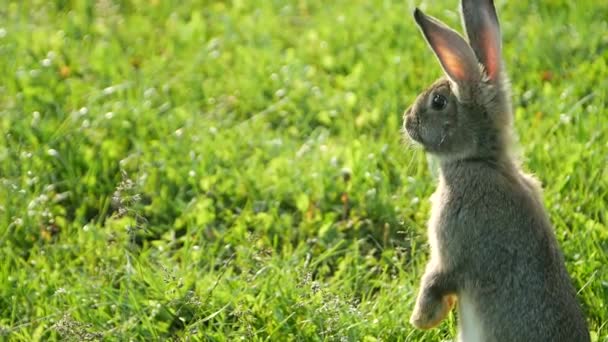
[{"left": 403, "top": 0, "right": 590, "bottom": 341}]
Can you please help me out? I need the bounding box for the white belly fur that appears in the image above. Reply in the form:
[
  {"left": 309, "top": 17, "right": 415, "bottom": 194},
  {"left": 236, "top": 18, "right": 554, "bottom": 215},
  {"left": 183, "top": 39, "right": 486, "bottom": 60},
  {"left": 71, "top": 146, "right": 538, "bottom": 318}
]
[{"left": 458, "top": 294, "right": 484, "bottom": 342}]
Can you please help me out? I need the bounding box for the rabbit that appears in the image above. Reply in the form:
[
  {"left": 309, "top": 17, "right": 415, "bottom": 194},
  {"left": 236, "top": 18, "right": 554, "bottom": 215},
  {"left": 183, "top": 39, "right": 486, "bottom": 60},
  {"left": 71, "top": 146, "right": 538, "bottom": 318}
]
[{"left": 403, "top": 0, "right": 590, "bottom": 341}]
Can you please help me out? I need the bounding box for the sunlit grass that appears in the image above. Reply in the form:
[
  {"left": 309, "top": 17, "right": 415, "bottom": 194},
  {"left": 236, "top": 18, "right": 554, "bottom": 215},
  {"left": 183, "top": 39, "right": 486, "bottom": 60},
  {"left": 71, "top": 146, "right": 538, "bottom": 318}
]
[{"left": 0, "top": 0, "right": 606, "bottom": 340}]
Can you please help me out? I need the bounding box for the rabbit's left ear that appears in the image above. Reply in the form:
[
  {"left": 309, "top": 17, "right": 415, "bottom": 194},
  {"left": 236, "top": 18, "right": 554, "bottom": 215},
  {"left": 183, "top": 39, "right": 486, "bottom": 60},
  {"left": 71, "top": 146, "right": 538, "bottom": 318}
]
[
  {"left": 414, "top": 8, "right": 481, "bottom": 84},
  {"left": 461, "top": 0, "right": 502, "bottom": 82}
]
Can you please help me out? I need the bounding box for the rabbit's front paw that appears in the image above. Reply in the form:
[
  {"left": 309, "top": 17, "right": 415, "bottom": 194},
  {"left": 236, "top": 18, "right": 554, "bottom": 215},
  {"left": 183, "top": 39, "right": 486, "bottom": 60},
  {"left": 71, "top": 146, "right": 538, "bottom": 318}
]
[{"left": 410, "top": 294, "right": 455, "bottom": 330}]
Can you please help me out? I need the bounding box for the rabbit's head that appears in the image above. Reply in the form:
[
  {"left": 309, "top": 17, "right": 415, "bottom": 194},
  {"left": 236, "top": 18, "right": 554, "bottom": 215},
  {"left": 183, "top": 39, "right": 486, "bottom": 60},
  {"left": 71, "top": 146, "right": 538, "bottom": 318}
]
[{"left": 404, "top": 0, "right": 513, "bottom": 162}]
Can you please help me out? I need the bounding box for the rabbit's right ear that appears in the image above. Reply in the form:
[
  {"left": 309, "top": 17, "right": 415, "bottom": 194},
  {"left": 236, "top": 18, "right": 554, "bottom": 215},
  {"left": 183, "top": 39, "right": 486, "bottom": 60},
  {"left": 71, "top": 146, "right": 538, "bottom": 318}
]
[
  {"left": 461, "top": 0, "right": 502, "bottom": 82},
  {"left": 414, "top": 8, "right": 481, "bottom": 85}
]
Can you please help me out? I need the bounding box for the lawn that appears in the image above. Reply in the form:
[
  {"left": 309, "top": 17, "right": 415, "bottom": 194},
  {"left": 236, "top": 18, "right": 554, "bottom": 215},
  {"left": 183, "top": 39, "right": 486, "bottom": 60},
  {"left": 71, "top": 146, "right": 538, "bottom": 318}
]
[{"left": 0, "top": 0, "right": 607, "bottom": 340}]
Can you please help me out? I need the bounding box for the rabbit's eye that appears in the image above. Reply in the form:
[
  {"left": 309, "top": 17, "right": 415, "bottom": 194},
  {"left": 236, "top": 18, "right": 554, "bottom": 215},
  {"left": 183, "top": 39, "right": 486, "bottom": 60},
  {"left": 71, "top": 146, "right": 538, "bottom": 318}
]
[{"left": 431, "top": 94, "right": 447, "bottom": 110}]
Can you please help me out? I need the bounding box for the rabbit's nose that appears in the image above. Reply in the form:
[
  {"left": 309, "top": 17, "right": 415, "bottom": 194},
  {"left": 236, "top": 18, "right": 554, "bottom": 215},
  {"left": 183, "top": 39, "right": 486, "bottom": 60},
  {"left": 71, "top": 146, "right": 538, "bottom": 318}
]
[
  {"left": 403, "top": 107, "right": 412, "bottom": 118},
  {"left": 404, "top": 115, "right": 423, "bottom": 143},
  {"left": 405, "top": 113, "right": 418, "bottom": 129}
]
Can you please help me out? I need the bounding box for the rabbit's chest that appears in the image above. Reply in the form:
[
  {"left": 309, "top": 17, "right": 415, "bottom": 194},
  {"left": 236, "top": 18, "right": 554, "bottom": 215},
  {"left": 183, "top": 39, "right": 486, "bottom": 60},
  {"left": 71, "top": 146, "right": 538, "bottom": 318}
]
[
  {"left": 457, "top": 293, "right": 485, "bottom": 342},
  {"left": 428, "top": 190, "right": 456, "bottom": 242}
]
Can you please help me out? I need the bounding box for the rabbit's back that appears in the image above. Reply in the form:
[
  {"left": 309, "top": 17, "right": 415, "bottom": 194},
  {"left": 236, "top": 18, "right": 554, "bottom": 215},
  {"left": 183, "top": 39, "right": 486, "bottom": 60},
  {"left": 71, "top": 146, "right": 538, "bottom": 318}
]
[{"left": 433, "top": 161, "right": 589, "bottom": 342}]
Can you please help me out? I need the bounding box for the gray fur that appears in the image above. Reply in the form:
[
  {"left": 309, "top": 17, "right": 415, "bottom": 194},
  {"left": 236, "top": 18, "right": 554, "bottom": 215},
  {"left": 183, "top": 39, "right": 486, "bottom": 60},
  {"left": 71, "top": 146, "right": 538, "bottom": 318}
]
[{"left": 404, "top": 1, "right": 590, "bottom": 341}]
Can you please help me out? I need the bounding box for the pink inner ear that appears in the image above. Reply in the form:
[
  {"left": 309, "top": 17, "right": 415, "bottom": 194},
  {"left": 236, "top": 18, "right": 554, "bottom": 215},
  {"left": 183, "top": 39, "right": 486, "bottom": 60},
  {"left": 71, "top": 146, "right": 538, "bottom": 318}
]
[
  {"left": 430, "top": 32, "right": 477, "bottom": 82},
  {"left": 414, "top": 8, "right": 481, "bottom": 84},
  {"left": 482, "top": 32, "right": 499, "bottom": 80},
  {"left": 441, "top": 50, "right": 469, "bottom": 81}
]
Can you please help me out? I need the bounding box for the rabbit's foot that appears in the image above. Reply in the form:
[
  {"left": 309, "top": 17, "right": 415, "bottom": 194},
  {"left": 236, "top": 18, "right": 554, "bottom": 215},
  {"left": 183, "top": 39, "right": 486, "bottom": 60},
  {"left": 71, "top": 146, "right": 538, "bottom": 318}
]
[{"left": 410, "top": 294, "right": 456, "bottom": 330}]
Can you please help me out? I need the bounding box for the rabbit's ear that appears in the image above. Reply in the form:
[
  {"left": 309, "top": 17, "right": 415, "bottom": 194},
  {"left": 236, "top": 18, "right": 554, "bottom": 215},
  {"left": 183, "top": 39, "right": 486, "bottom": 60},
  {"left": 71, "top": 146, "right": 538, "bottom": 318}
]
[
  {"left": 461, "top": 0, "right": 501, "bottom": 82},
  {"left": 414, "top": 8, "right": 480, "bottom": 84}
]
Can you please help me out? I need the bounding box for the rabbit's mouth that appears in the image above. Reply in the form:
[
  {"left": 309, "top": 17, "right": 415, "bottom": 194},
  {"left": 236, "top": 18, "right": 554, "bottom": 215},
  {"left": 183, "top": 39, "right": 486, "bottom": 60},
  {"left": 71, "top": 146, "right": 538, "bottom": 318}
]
[{"left": 405, "top": 115, "right": 424, "bottom": 144}]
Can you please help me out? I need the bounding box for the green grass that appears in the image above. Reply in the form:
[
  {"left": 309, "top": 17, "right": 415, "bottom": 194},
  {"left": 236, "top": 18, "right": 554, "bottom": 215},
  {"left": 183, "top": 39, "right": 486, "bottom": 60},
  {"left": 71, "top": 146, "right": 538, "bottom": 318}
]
[{"left": 0, "top": 0, "right": 606, "bottom": 340}]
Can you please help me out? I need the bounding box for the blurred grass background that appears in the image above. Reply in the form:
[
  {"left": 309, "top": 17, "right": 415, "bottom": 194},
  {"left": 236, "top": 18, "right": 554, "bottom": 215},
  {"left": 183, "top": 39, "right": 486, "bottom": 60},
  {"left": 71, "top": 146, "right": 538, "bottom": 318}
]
[{"left": 0, "top": 0, "right": 606, "bottom": 340}]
